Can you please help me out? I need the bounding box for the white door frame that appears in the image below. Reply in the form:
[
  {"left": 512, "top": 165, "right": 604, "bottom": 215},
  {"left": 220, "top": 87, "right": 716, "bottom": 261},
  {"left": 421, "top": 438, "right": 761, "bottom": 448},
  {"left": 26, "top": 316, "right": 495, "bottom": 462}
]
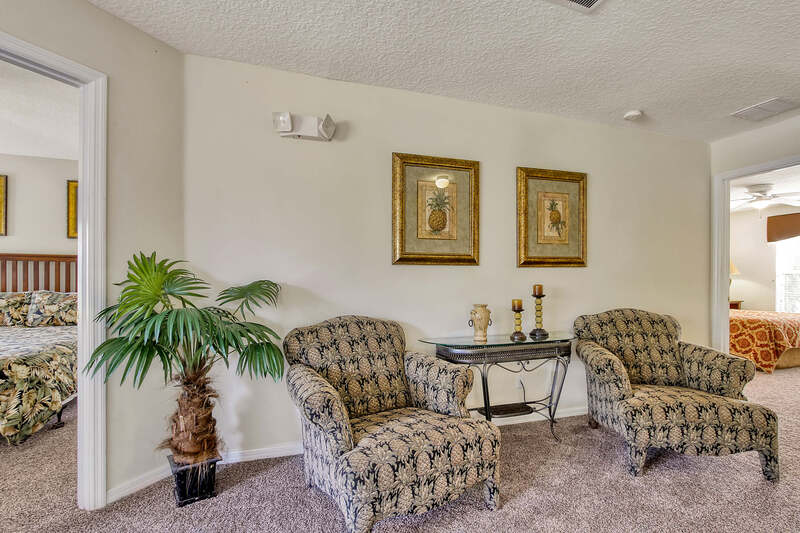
[
  {"left": 711, "top": 154, "right": 800, "bottom": 352},
  {"left": 0, "top": 31, "right": 107, "bottom": 510}
]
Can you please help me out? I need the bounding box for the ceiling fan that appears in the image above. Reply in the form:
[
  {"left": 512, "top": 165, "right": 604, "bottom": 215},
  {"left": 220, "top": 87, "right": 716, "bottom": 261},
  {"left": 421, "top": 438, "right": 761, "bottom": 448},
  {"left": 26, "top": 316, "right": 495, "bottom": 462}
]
[{"left": 731, "top": 184, "right": 800, "bottom": 211}]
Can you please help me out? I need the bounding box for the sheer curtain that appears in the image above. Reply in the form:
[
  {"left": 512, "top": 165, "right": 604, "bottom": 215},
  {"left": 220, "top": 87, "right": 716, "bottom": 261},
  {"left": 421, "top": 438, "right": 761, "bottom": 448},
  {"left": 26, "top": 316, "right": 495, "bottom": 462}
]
[{"left": 775, "top": 236, "right": 800, "bottom": 312}]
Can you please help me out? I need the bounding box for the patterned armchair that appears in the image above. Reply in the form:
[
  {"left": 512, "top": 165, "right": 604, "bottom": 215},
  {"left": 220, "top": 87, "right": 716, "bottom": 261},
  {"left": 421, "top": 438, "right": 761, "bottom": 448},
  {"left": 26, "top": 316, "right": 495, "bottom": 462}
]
[
  {"left": 284, "top": 316, "right": 501, "bottom": 533},
  {"left": 574, "top": 308, "right": 779, "bottom": 481}
]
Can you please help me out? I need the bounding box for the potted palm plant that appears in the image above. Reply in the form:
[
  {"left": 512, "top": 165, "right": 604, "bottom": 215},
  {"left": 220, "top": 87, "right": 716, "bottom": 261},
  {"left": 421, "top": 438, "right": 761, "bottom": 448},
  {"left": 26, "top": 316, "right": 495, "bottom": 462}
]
[{"left": 86, "top": 252, "right": 284, "bottom": 506}]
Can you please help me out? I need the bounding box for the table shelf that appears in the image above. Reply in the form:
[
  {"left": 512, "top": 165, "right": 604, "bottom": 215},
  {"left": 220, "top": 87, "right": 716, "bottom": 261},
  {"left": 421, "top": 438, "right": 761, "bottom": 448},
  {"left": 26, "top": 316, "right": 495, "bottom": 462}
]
[{"left": 421, "top": 333, "right": 575, "bottom": 440}]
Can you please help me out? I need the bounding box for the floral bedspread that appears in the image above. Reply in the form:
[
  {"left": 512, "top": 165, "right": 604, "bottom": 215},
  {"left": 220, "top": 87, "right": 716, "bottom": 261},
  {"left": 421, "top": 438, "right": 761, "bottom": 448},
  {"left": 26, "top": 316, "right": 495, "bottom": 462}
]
[
  {"left": 0, "top": 326, "right": 77, "bottom": 359},
  {"left": 729, "top": 309, "right": 800, "bottom": 373},
  {"left": 0, "top": 326, "right": 77, "bottom": 443}
]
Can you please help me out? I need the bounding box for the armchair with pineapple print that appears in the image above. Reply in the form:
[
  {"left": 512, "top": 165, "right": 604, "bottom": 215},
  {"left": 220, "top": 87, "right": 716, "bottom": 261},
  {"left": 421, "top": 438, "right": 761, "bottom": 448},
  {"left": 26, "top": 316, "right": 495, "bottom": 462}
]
[
  {"left": 284, "top": 316, "right": 501, "bottom": 533},
  {"left": 574, "top": 308, "right": 779, "bottom": 481}
]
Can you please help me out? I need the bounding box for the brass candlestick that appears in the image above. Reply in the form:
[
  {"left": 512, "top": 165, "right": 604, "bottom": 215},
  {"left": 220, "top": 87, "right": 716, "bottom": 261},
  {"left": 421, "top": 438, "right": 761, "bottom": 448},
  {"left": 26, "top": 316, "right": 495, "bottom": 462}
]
[
  {"left": 510, "top": 306, "right": 527, "bottom": 342},
  {"left": 530, "top": 294, "right": 549, "bottom": 340}
]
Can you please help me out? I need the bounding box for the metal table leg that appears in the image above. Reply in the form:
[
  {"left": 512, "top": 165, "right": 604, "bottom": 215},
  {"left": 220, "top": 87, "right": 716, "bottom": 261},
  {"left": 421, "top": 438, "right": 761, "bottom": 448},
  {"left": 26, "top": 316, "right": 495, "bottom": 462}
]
[
  {"left": 480, "top": 362, "right": 492, "bottom": 421},
  {"left": 547, "top": 355, "right": 570, "bottom": 441}
]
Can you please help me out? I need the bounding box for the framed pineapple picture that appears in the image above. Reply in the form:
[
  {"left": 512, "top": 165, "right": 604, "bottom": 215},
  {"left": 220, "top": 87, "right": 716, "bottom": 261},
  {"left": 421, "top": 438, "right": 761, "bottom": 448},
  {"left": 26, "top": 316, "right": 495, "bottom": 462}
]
[
  {"left": 517, "top": 167, "right": 586, "bottom": 267},
  {"left": 66, "top": 179, "right": 78, "bottom": 239},
  {"left": 392, "top": 153, "right": 479, "bottom": 265}
]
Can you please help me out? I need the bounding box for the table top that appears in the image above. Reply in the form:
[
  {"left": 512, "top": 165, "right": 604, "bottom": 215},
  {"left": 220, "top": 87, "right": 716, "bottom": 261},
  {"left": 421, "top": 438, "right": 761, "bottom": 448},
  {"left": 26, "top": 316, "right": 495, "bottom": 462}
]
[{"left": 419, "top": 331, "right": 574, "bottom": 348}]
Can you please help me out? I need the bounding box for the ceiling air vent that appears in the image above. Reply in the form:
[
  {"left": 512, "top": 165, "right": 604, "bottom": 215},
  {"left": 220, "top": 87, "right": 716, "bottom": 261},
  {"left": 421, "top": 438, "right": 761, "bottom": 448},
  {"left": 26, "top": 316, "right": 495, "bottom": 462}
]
[
  {"left": 731, "top": 98, "right": 799, "bottom": 122},
  {"left": 544, "top": 0, "right": 606, "bottom": 12}
]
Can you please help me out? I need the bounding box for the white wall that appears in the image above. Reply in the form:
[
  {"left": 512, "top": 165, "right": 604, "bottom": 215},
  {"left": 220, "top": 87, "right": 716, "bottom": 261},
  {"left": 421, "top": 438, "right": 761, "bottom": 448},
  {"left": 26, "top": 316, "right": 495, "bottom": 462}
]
[
  {"left": 730, "top": 205, "right": 800, "bottom": 310},
  {"left": 0, "top": 153, "right": 78, "bottom": 254},
  {"left": 1, "top": 0, "right": 184, "bottom": 492},
  {"left": 183, "top": 55, "right": 711, "bottom": 453},
  {"left": 0, "top": 60, "right": 79, "bottom": 160},
  {"left": 0, "top": 1, "right": 719, "bottom": 500},
  {"left": 711, "top": 114, "right": 800, "bottom": 175}
]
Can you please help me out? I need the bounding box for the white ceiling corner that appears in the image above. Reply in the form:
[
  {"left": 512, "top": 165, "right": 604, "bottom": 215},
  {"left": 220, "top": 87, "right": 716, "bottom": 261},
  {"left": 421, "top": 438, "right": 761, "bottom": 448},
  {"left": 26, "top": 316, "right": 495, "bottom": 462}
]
[{"left": 87, "top": 0, "right": 800, "bottom": 141}]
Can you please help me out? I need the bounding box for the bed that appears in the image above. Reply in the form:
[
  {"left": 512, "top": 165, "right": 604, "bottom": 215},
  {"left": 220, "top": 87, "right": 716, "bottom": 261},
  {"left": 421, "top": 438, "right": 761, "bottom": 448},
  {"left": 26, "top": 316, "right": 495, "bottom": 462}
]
[
  {"left": 729, "top": 309, "right": 800, "bottom": 373},
  {"left": 0, "top": 253, "right": 78, "bottom": 444}
]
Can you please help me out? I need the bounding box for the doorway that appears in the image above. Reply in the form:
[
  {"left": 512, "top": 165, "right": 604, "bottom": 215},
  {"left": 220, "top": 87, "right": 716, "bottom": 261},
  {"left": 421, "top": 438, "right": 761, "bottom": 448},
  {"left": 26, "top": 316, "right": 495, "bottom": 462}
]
[
  {"left": 711, "top": 155, "right": 800, "bottom": 352},
  {"left": 0, "top": 30, "right": 107, "bottom": 510}
]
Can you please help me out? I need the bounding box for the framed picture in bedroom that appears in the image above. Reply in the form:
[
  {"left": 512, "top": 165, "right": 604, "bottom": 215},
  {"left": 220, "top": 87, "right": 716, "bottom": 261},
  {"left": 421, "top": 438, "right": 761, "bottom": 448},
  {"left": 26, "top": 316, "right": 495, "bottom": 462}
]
[
  {"left": 516, "top": 167, "right": 586, "bottom": 267},
  {"left": 392, "top": 152, "right": 479, "bottom": 265},
  {"left": 67, "top": 179, "right": 78, "bottom": 239},
  {"left": 0, "top": 175, "right": 7, "bottom": 236}
]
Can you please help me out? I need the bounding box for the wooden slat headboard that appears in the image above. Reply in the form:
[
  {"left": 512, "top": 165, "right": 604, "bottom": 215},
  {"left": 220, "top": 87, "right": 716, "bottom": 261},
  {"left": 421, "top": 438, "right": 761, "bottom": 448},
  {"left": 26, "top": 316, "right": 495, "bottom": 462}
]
[{"left": 0, "top": 253, "right": 77, "bottom": 293}]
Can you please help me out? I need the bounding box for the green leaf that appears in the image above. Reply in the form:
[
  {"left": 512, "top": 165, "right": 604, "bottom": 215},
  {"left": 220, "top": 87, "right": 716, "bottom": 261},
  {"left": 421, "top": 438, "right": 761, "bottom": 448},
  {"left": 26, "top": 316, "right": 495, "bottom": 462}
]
[
  {"left": 237, "top": 341, "right": 284, "bottom": 381},
  {"left": 217, "top": 280, "right": 280, "bottom": 320},
  {"left": 84, "top": 336, "right": 175, "bottom": 388},
  {"left": 87, "top": 252, "right": 285, "bottom": 388}
]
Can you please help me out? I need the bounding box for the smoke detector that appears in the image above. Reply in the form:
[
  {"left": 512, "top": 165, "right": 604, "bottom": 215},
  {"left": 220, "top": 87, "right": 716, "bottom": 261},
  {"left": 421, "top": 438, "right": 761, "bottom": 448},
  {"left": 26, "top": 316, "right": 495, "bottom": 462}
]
[
  {"left": 623, "top": 110, "right": 644, "bottom": 121},
  {"left": 543, "top": 0, "right": 606, "bottom": 12},
  {"left": 731, "top": 98, "right": 799, "bottom": 122}
]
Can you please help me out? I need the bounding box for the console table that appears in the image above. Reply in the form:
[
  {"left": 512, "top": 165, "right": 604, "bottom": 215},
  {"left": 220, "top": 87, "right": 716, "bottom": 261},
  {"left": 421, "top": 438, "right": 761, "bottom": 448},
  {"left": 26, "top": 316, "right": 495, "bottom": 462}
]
[{"left": 420, "top": 333, "right": 573, "bottom": 440}]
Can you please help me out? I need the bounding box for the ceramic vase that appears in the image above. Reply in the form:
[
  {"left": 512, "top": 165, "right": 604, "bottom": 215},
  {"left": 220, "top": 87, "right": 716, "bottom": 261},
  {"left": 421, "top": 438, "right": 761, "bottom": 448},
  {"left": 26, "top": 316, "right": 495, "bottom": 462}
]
[{"left": 469, "top": 304, "right": 491, "bottom": 343}]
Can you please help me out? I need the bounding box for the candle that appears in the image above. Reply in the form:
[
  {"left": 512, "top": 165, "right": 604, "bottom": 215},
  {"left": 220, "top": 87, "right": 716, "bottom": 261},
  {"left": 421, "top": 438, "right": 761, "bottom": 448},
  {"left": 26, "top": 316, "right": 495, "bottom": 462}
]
[
  {"left": 512, "top": 299, "right": 523, "bottom": 311},
  {"left": 533, "top": 284, "right": 543, "bottom": 297}
]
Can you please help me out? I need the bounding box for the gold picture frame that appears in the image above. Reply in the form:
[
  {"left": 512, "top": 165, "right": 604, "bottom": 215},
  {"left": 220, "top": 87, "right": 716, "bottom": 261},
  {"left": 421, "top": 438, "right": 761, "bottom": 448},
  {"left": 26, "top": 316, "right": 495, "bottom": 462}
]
[
  {"left": 392, "top": 153, "right": 479, "bottom": 265},
  {"left": 67, "top": 179, "right": 78, "bottom": 239},
  {"left": 517, "top": 167, "right": 586, "bottom": 267},
  {"left": 0, "top": 175, "right": 6, "bottom": 236}
]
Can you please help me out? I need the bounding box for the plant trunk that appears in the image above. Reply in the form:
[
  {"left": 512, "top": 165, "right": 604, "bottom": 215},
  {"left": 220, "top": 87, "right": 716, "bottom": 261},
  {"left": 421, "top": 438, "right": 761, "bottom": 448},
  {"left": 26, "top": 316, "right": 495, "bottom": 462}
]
[{"left": 162, "top": 373, "right": 219, "bottom": 465}]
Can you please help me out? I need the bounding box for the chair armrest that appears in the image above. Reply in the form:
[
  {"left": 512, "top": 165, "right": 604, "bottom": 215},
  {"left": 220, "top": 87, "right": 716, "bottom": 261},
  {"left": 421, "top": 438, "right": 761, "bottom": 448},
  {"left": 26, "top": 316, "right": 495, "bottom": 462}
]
[
  {"left": 679, "top": 341, "right": 754, "bottom": 400},
  {"left": 286, "top": 364, "right": 354, "bottom": 456},
  {"left": 405, "top": 352, "right": 474, "bottom": 418},
  {"left": 575, "top": 340, "right": 632, "bottom": 402}
]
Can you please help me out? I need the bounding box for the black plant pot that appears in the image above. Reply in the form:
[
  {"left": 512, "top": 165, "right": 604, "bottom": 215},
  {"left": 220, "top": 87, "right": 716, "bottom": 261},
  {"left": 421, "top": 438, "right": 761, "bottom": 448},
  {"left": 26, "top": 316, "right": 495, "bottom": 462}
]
[{"left": 167, "top": 454, "right": 222, "bottom": 507}]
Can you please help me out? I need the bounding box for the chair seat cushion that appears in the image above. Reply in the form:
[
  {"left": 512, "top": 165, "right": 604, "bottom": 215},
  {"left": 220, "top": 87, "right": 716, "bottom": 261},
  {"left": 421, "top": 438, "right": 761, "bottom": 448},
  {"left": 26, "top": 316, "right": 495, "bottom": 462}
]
[
  {"left": 617, "top": 384, "right": 777, "bottom": 454},
  {"left": 337, "top": 407, "right": 499, "bottom": 507}
]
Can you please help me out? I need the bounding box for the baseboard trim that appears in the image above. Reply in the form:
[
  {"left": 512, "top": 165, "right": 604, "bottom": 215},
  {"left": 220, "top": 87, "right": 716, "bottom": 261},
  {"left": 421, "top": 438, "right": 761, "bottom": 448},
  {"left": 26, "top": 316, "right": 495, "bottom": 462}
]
[
  {"left": 105, "top": 440, "right": 303, "bottom": 504},
  {"left": 106, "top": 463, "right": 170, "bottom": 505},
  {"left": 106, "top": 406, "right": 588, "bottom": 504},
  {"left": 221, "top": 441, "right": 303, "bottom": 464},
  {"left": 480, "top": 404, "right": 588, "bottom": 427}
]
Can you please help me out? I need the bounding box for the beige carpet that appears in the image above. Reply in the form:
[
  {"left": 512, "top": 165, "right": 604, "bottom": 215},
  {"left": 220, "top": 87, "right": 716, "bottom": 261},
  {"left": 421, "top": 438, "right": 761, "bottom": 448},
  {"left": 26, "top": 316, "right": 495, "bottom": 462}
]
[{"left": 3, "top": 368, "right": 800, "bottom": 532}]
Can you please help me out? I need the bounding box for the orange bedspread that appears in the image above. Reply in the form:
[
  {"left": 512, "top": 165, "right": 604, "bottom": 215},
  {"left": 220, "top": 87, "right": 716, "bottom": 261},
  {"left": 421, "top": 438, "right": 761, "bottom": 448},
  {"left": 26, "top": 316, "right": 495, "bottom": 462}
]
[{"left": 729, "top": 309, "right": 800, "bottom": 373}]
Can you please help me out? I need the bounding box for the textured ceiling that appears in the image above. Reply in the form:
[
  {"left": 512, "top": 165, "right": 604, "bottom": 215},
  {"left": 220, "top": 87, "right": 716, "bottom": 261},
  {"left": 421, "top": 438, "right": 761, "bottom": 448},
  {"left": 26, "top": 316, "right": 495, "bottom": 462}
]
[
  {"left": 87, "top": 0, "right": 800, "bottom": 141},
  {"left": 0, "top": 60, "right": 78, "bottom": 160}
]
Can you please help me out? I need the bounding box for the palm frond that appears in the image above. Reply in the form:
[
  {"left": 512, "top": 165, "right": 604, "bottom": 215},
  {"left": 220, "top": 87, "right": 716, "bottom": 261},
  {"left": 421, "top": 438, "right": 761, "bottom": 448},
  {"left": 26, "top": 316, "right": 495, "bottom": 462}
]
[
  {"left": 85, "top": 336, "right": 174, "bottom": 387},
  {"left": 87, "top": 252, "right": 285, "bottom": 390},
  {"left": 114, "top": 252, "right": 209, "bottom": 319},
  {"left": 202, "top": 313, "right": 280, "bottom": 356},
  {"left": 237, "top": 341, "right": 284, "bottom": 380},
  {"left": 217, "top": 280, "right": 280, "bottom": 319}
]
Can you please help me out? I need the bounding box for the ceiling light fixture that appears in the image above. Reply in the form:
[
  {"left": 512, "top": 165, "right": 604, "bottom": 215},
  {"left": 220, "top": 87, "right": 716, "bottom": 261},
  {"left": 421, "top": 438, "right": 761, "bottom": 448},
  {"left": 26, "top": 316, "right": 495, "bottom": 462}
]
[
  {"left": 749, "top": 199, "right": 772, "bottom": 210},
  {"left": 435, "top": 175, "right": 451, "bottom": 188}
]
